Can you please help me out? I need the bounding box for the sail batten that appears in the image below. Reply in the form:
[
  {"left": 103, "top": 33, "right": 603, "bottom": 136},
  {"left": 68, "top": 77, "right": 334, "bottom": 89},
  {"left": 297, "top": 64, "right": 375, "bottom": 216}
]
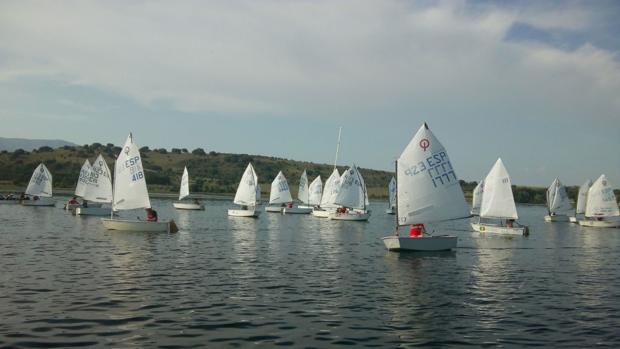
[{"left": 396, "top": 123, "right": 469, "bottom": 226}]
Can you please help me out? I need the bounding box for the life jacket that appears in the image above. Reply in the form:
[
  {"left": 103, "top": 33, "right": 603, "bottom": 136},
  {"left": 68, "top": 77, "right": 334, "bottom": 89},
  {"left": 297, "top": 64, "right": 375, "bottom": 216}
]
[
  {"left": 409, "top": 224, "right": 424, "bottom": 237},
  {"left": 147, "top": 210, "right": 158, "bottom": 222}
]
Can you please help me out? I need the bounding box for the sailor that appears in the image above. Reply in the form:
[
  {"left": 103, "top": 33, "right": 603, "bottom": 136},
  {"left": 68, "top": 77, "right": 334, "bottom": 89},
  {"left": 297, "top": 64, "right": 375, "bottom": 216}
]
[{"left": 146, "top": 208, "right": 158, "bottom": 222}]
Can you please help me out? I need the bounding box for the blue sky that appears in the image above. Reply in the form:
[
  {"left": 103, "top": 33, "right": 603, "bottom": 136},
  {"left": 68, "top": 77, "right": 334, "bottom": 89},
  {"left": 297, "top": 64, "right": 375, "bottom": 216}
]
[{"left": 1, "top": 0, "right": 619, "bottom": 187}]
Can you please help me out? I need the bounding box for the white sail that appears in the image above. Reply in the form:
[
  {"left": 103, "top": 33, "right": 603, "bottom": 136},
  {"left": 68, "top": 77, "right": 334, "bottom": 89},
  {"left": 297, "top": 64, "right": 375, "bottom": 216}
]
[
  {"left": 471, "top": 180, "right": 484, "bottom": 214},
  {"left": 576, "top": 179, "right": 592, "bottom": 215},
  {"left": 546, "top": 178, "right": 558, "bottom": 212},
  {"left": 585, "top": 174, "right": 619, "bottom": 218},
  {"left": 320, "top": 169, "right": 341, "bottom": 208},
  {"left": 334, "top": 165, "right": 368, "bottom": 210},
  {"left": 308, "top": 176, "right": 323, "bottom": 206},
  {"left": 298, "top": 170, "right": 309, "bottom": 204},
  {"left": 269, "top": 171, "right": 293, "bottom": 204},
  {"left": 479, "top": 158, "right": 518, "bottom": 219},
  {"left": 388, "top": 176, "right": 396, "bottom": 208},
  {"left": 25, "top": 163, "right": 53, "bottom": 197},
  {"left": 548, "top": 178, "right": 573, "bottom": 216},
  {"left": 112, "top": 133, "right": 151, "bottom": 211},
  {"left": 397, "top": 123, "right": 469, "bottom": 225},
  {"left": 233, "top": 163, "right": 259, "bottom": 206},
  {"left": 179, "top": 166, "right": 190, "bottom": 200},
  {"left": 84, "top": 154, "right": 113, "bottom": 203},
  {"left": 75, "top": 159, "right": 92, "bottom": 197}
]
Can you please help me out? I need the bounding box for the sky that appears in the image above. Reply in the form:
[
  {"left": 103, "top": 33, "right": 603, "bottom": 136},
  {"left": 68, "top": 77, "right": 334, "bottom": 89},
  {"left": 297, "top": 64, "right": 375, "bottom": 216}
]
[{"left": 1, "top": 0, "right": 619, "bottom": 187}]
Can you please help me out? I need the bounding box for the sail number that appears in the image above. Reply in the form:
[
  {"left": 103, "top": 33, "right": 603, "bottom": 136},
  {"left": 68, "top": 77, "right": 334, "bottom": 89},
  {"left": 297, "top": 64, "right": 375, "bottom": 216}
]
[
  {"left": 124, "top": 156, "right": 144, "bottom": 182},
  {"left": 403, "top": 151, "right": 458, "bottom": 188}
]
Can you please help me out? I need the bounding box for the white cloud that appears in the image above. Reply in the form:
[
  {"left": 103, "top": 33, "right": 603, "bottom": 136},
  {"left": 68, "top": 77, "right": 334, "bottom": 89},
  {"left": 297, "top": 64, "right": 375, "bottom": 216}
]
[{"left": 0, "top": 0, "right": 619, "bottom": 124}]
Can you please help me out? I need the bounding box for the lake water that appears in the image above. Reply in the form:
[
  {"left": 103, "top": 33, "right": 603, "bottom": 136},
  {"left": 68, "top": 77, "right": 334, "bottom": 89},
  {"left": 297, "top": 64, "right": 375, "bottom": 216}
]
[{"left": 1, "top": 198, "right": 620, "bottom": 348}]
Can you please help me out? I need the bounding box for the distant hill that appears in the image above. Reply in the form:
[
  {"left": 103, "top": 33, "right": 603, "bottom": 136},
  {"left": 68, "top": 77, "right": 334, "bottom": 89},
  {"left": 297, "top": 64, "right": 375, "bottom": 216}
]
[
  {"left": 2, "top": 142, "right": 614, "bottom": 203},
  {"left": 0, "top": 137, "right": 77, "bottom": 152}
]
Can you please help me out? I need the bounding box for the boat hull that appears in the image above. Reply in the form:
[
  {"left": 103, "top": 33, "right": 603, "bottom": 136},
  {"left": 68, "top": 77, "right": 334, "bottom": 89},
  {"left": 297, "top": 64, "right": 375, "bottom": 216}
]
[
  {"left": 265, "top": 206, "right": 283, "bottom": 213},
  {"left": 228, "top": 209, "right": 260, "bottom": 217},
  {"left": 282, "top": 207, "right": 312, "bottom": 214},
  {"left": 173, "top": 202, "right": 205, "bottom": 210},
  {"left": 471, "top": 223, "right": 528, "bottom": 236},
  {"left": 382, "top": 235, "right": 457, "bottom": 251},
  {"left": 64, "top": 203, "right": 81, "bottom": 210},
  {"left": 75, "top": 207, "right": 113, "bottom": 216},
  {"left": 21, "top": 199, "right": 55, "bottom": 207},
  {"left": 101, "top": 218, "right": 170, "bottom": 232},
  {"left": 569, "top": 216, "right": 578, "bottom": 223},
  {"left": 329, "top": 211, "right": 371, "bottom": 221},
  {"left": 311, "top": 209, "right": 333, "bottom": 218},
  {"left": 544, "top": 215, "right": 570, "bottom": 222},
  {"left": 578, "top": 219, "right": 620, "bottom": 228}
]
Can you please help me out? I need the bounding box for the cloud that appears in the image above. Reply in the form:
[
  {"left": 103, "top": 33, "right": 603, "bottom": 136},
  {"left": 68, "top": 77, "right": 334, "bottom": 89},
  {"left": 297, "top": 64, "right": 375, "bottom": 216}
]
[{"left": 0, "top": 0, "right": 619, "bottom": 126}]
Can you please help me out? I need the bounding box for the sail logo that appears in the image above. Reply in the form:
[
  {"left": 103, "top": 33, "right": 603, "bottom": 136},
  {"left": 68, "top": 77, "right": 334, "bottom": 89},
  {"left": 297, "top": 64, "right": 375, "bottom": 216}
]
[{"left": 419, "top": 139, "right": 430, "bottom": 151}]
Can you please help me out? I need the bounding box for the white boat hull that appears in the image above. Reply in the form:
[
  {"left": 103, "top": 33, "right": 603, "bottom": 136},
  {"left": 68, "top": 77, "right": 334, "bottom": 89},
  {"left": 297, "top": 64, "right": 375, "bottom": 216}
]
[
  {"left": 311, "top": 209, "right": 333, "bottom": 218},
  {"left": 471, "top": 223, "right": 528, "bottom": 236},
  {"left": 298, "top": 205, "right": 314, "bottom": 209},
  {"left": 75, "top": 207, "right": 114, "bottom": 216},
  {"left": 382, "top": 235, "right": 457, "bottom": 251},
  {"left": 173, "top": 202, "right": 205, "bottom": 210},
  {"left": 101, "top": 218, "right": 171, "bottom": 232},
  {"left": 21, "top": 199, "right": 55, "bottom": 207},
  {"left": 578, "top": 219, "right": 620, "bottom": 228},
  {"left": 282, "top": 207, "right": 312, "bottom": 214},
  {"left": 265, "top": 205, "right": 283, "bottom": 213},
  {"left": 228, "top": 209, "right": 260, "bottom": 217},
  {"left": 544, "top": 215, "right": 570, "bottom": 222},
  {"left": 329, "top": 211, "right": 371, "bottom": 221},
  {"left": 569, "top": 216, "right": 578, "bottom": 223}
]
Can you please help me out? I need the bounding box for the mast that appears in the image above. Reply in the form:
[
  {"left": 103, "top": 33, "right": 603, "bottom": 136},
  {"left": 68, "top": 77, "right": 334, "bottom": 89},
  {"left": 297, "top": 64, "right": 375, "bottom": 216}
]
[
  {"left": 394, "top": 159, "right": 399, "bottom": 236},
  {"left": 334, "top": 126, "right": 342, "bottom": 171}
]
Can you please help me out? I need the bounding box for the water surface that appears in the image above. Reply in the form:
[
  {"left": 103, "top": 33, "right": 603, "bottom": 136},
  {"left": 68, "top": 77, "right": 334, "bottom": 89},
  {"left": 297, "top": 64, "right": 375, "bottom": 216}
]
[{"left": 1, "top": 199, "right": 620, "bottom": 348}]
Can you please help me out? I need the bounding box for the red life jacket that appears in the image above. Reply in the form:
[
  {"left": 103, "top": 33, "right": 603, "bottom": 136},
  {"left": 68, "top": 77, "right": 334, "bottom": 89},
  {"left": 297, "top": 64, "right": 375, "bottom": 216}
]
[{"left": 409, "top": 224, "right": 424, "bottom": 237}]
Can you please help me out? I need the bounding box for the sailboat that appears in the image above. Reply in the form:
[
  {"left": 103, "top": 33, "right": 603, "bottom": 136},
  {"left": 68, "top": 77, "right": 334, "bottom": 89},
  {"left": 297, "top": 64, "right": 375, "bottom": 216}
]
[
  {"left": 266, "top": 171, "right": 293, "bottom": 212},
  {"left": 22, "top": 163, "right": 55, "bottom": 206},
  {"left": 578, "top": 174, "right": 620, "bottom": 228},
  {"left": 76, "top": 154, "right": 114, "bottom": 216},
  {"left": 385, "top": 176, "right": 396, "bottom": 214},
  {"left": 312, "top": 127, "right": 343, "bottom": 218},
  {"left": 283, "top": 170, "right": 313, "bottom": 214},
  {"left": 471, "top": 158, "right": 529, "bottom": 236},
  {"left": 470, "top": 180, "right": 484, "bottom": 215},
  {"left": 570, "top": 179, "right": 592, "bottom": 223},
  {"left": 101, "top": 133, "right": 176, "bottom": 232},
  {"left": 544, "top": 178, "right": 573, "bottom": 222},
  {"left": 329, "top": 165, "right": 371, "bottom": 221},
  {"left": 382, "top": 123, "right": 469, "bottom": 251},
  {"left": 311, "top": 169, "right": 341, "bottom": 218},
  {"left": 66, "top": 159, "right": 92, "bottom": 210},
  {"left": 228, "top": 163, "right": 261, "bottom": 217},
  {"left": 173, "top": 166, "right": 204, "bottom": 210},
  {"left": 308, "top": 176, "right": 322, "bottom": 207}
]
